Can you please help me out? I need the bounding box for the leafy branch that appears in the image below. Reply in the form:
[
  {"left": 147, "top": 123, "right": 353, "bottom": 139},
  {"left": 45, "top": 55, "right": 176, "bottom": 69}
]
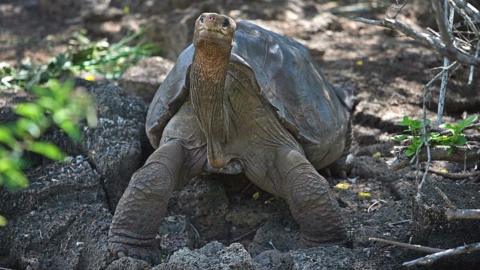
[
  {"left": 393, "top": 115, "right": 479, "bottom": 158},
  {"left": 0, "top": 80, "right": 97, "bottom": 191},
  {"left": 0, "top": 30, "right": 157, "bottom": 226},
  {"left": 0, "top": 30, "right": 158, "bottom": 91}
]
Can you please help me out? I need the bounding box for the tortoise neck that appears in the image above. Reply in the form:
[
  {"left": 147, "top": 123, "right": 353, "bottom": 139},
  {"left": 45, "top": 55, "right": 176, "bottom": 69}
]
[{"left": 190, "top": 45, "right": 231, "bottom": 168}]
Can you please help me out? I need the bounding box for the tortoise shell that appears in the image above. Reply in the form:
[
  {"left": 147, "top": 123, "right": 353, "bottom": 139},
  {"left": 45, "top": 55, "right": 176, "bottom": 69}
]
[{"left": 146, "top": 21, "right": 352, "bottom": 156}]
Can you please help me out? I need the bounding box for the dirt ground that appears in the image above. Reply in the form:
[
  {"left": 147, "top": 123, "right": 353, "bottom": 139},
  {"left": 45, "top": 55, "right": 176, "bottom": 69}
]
[{"left": 1, "top": 0, "right": 479, "bottom": 269}]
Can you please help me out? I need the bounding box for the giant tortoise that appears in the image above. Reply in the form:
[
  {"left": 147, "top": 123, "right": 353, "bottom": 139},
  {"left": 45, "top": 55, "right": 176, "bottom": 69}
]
[{"left": 108, "top": 12, "right": 353, "bottom": 263}]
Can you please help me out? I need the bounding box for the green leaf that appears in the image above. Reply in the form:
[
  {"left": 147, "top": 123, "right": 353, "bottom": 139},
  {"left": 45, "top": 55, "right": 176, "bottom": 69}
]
[
  {"left": 392, "top": 134, "right": 408, "bottom": 142},
  {"left": 405, "top": 147, "right": 416, "bottom": 157},
  {"left": 15, "top": 103, "right": 44, "bottom": 120},
  {"left": 46, "top": 79, "right": 73, "bottom": 104},
  {"left": 4, "top": 169, "right": 29, "bottom": 190},
  {"left": 456, "top": 115, "right": 478, "bottom": 131},
  {"left": 0, "top": 215, "right": 7, "bottom": 227},
  {"left": 52, "top": 108, "right": 71, "bottom": 124},
  {"left": 27, "top": 142, "right": 64, "bottom": 160},
  {"left": 0, "top": 127, "right": 16, "bottom": 147},
  {"left": 399, "top": 116, "right": 422, "bottom": 133},
  {"left": 0, "top": 157, "right": 14, "bottom": 172},
  {"left": 37, "top": 96, "right": 60, "bottom": 111},
  {"left": 15, "top": 119, "right": 42, "bottom": 138},
  {"left": 59, "top": 121, "right": 81, "bottom": 141},
  {"left": 452, "top": 135, "right": 467, "bottom": 146}
]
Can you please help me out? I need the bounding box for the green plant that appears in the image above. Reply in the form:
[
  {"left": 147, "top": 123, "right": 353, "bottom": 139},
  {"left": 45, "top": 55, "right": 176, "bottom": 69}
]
[
  {"left": 0, "top": 80, "right": 97, "bottom": 226},
  {"left": 394, "top": 115, "right": 479, "bottom": 157},
  {"left": 0, "top": 30, "right": 158, "bottom": 91},
  {"left": 67, "top": 31, "right": 158, "bottom": 80},
  {"left": 0, "top": 30, "right": 155, "bottom": 226}
]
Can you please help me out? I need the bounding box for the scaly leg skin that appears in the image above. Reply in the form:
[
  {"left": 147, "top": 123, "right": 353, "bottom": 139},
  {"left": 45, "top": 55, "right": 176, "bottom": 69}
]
[
  {"left": 324, "top": 120, "right": 353, "bottom": 179},
  {"left": 108, "top": 140, "right": 205, "bottom": 265},
  {"left": 276, "top": 147, "right": 347, "bottom": 246}
]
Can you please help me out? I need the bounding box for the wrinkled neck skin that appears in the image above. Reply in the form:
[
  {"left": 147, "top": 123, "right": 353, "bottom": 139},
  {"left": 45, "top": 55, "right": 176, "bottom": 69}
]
[{"left": 190, "top": 41, "right": 232, "bottom": 168}]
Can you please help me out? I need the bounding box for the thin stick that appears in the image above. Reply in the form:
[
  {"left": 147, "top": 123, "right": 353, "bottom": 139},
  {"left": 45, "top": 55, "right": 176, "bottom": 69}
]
[
  {"left": 231, "top": 228, "right": 259, "bottom": 242},
  {"left": 446, "top": 208, "right": 480, "bottom": 220},
  {"left": 416, "top": 75, "right": 433, "bottom": 203},
  {"left": 369, "top": 237, "right": 445, "bottom": 253},
  {"left": 428, "top": 168, "right": 480, "bottom": 180},
  {"left": 436, "top": 0, "right": 455, "bottom": 125},
  {"left": 448, "top": 0, "right": 480, "bottom": 86},
  {"left": 189, "top": 222, "right": 201, "bottom": 240},
  {"left": 468, "top": 40, "right": 480, "bottom": 85},
  {"left": 391, "top": 0, "right": 409, "bottom": 19},
  {"left": 434, "top": 186, "right": 456, "bottom": 208},
  {"left": 387, "top": 219, "right": 412, "bottom": 226},
  {"left": 449, "top": 0, "right": 480, "bottom": 36},
  {"left": 354, "top": 17, "right": 480, "bottom": 66},
  {"left": 450, "top": 0, "right": 480, "bottom": 23},
  {"left": 403, "top": 242, "right": 480, "bottom": 267},
  {"left": 431, "top": 0, "right": 454, "bottom": 47}
]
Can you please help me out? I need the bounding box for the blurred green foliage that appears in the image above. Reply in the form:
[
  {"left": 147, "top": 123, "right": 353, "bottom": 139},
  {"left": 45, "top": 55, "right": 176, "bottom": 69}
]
[
  {"left": 0, "top": 80, "right": 97, "bottom": 192},
  {"left": 0, "top": 30, "right": 156, "bottom": 225},
  {"left": 393, "top": 115, "right": 479, "bottom": 157},
  {"left": 0, "top": 30, "right": 158, "bottom": 90}
]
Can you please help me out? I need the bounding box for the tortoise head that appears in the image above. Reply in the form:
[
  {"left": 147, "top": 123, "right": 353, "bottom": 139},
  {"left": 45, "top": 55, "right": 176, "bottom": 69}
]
[{"left": 193, "top": 13, "right": 236, "bottom": 51}]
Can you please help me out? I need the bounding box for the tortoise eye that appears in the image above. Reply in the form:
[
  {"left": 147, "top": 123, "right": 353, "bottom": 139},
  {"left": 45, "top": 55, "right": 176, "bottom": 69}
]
[
  {"left": 199, "top": 16, "right": 205, "bottom": 23},
  {"left": 222, "top": 18, "right": 230, "bottom": 28}
]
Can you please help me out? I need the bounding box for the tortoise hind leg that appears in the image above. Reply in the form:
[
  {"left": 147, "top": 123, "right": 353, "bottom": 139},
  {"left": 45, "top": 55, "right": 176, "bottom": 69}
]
[
  {"left": 108, "top": 140, "right": 205, "bottom": 265},
  {"left": 275, "top": 147, "right": 347, "bottom": 245}
]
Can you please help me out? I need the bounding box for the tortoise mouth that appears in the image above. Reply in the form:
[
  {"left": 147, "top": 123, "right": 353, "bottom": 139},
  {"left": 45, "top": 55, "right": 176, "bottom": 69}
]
[
  {"left": 196, "top": 28, "right": 230, "bottom": 42},
  {"left": 194, "top": 27, "right": 233, "bottom": 49}
]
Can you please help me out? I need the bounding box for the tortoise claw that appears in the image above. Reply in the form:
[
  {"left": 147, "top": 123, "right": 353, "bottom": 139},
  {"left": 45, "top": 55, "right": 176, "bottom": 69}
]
[
  {"left": 109, "top": 242, "right": 162, "bottom": 266},
  {"left": 116, "top": 251, "right": 127, "bottom": 258}
]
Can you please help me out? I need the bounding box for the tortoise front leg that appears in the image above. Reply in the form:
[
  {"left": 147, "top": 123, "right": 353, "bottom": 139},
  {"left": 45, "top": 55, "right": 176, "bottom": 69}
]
[
  {"left": 275, "top": 147, "right": 347, "bottom": 245},
  {"left": 108, "top": 140, "right": 205, "bottom": 264}
]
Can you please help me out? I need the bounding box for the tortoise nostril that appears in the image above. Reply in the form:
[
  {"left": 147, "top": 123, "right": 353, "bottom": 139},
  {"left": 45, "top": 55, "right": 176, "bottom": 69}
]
[{"left": 206, "top": 15, "right": 215, "bottom": 23}]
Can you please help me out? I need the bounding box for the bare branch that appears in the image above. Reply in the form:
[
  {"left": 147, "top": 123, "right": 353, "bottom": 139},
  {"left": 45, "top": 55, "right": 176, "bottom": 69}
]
[
  {"left": 449, "top": 0, "right": 480, "bottom": 36},
  {"left": 468, "top": 40, "right": 480, "bottom": 85},
  {"left": 416, "top": 80, "right": 433, "bottom": 202},
  {"left": 354, "top": 17, "right": 480, "bottom": 66},
  {"left": 431, "top": 0, "right": 454, "bottom": 46},
  {"left": 436, "top": 0, "right": 455, "bottom": 125},
  {"left": 403, "top": 242, "right": 480, "bottom": 267},
  {"left": 450, "top": 0, "right": 480, "bottom": 23},
  {"left": 369, "top": 237, "right": 445, "bottom": 254},
  {"left": 446, "top": 208, "right": 480, "bottom": 220},
  {"left": 429, "top": 168, "right": 480, "bottom": 180}
]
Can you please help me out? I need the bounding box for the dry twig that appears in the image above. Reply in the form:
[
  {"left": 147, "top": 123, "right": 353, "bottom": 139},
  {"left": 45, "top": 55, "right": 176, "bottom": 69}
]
[
  {"left": 403, "top": 242, "right": 480, "bottom": 267},
  {"left": 446, "top": 208, "right": 480, "bottom": 220},
  {"left": 354, "top": 17, "right": 480, "bottom": 66},
  {"left": 435, "top": 0, "right": 455, "bottom": 125},
  {"left": 450, "top": 0, "right": 480, "bottom": 23},
  {"left": 369, "top": 237, "right": 445, "bottom": 254},
  {"left": 429, "top": 168, "right": 480, "bottom": 179},
  {"left": 434, "top": 186, "right": 456, "bottom": 208}
]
